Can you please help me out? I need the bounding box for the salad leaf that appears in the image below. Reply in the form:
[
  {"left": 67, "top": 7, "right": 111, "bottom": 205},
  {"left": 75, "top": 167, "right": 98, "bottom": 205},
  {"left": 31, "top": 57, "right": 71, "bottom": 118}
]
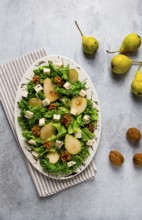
[
  {"left": 59, "top": 97, "right": 71, "bottom": 108},
  {"left": 48, "top": 123, "right": 67, "bottom": 141},
  {"left": 26, "top": 81, "right": 36, "bottom": 98},
  {"left": 18, "top": 99, "right": 28, "bottom": 111},
  {"left": 22, "top": 130, "right": 43, "bottom": 144},
  {"left": 18, "top": 116, "right": 28, "bottom": 130},
  {"left": 55, "top": 81, "right": 86, "bottom": 96},
  {"left": 59, "top": 106, "right": 70, "bottom": 114},
  {"left": 81, "top": 128, "right": 95, "bottom": 142},
  {"left": 40, "top": 158, "right": 67, "bottom": 174},
  {"left": 58, "top": 65, "right": 69, "bottom": 80},
  {"left": 35, "top": 91, "right": 45, "bottom": 100},
  {"left": 25, "top": 106, "right": 46, "bottom": 127},
  {"left": 32, "top": 146, "right": 48, "bottom": 157},
  {"left": 68, "top": 120, "right": 79, "bottom": 134},
  {"left": 84, "top": 99, "right": 98, "bottom": 121},
  {"left": 76, "top": 114, "right": 85, "bottom": 127}
]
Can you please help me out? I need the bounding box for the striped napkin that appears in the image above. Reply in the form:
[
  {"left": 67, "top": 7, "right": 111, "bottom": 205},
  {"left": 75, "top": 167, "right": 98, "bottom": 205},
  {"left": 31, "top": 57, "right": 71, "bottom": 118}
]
[{"left": 0, "top": 48, "right": 96, "bottom": 197}]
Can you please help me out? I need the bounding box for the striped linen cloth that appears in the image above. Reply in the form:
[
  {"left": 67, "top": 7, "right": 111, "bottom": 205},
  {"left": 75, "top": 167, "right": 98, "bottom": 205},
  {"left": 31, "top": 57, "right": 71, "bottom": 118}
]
[{"left": 0, "top": 48, "right": 96, "bottom": 197}]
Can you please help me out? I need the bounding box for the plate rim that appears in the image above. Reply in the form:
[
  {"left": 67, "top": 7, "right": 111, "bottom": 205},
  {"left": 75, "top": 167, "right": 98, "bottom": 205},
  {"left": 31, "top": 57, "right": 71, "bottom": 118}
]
[{"left": 14, "top": 54, "right": 102, "bottom": 179}]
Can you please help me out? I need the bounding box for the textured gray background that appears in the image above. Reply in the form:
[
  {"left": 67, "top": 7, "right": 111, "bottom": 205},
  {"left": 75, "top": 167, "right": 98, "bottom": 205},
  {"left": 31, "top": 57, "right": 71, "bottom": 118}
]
[{"left": 0, "top": 0, "right": 142, "bottom": 220}]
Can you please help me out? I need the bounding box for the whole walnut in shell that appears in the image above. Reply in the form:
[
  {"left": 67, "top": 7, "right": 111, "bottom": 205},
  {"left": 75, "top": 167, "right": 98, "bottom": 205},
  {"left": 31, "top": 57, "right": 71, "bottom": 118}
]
[
  {"left": 126, "top": 127, "right": 141, "bottom": 143},
  {"left": 133, "top": 153, "right": 142, "bottom": 165},
  {"left": 109, "top": 150, "right": 124, "bottom": 166}
]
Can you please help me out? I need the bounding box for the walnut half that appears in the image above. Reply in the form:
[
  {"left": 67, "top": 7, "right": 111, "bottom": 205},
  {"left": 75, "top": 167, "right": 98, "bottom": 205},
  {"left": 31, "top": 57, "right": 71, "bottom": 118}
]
[
  {"left": 109, "top": 150, "right": 124, "bottom": 166},
  {"left": 133, "top": 153, "right": 142, "bottom": 165},
  {"left": 126, "top": 127, "right": 141, "bottom": 143}
]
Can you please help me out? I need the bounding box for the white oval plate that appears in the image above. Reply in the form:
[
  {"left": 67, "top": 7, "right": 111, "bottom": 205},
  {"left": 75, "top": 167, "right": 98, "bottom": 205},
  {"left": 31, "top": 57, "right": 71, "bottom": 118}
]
[{"left": 14, "top": 55, "right": 101, "bottom": 179}]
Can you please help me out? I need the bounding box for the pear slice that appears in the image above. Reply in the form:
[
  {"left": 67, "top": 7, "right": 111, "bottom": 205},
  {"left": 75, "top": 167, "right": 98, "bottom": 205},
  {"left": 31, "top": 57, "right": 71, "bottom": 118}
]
[
  {"left": 65, "top": 134, "right": 81, "bottom": 155},
  {"left": 40, "top": 122, "right": 57, "bottom": 141},
  {"left": 28, "top": 98, "right": 42, "bottom": 107},
  {"left": 71, "top": 96, "right": 87, "bottom": 115},
  {"left": 69, "top": 69, "right": 78, "bottom": 83},
  {"left": 43, "top": 78, "right": 59, "bottom": 102},
  {"left": 47, "top": 152, "right": 59, "bottom": 164}
]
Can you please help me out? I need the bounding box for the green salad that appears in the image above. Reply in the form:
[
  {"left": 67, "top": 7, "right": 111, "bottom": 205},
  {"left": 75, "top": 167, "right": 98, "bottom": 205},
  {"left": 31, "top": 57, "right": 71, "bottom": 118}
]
[{"left": 18, "top": 61, "right": 98, "bottom": 176}]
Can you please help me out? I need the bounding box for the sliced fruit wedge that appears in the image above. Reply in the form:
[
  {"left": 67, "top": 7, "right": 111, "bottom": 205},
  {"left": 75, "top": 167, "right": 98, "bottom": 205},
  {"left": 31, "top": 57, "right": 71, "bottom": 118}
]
[
  {"left": 69, "top": 69, "right": 78, "bottom": 83},
  {"left": 65, "top": 134, "right": 81, "bottom": 155},
  {"left": 28, "top": 98, "right": 42, "bottom": 107},
  {"left": 40, "top": 122, "right": 57, "bottom": 141},
  {"left": 70, "top": 96, "right": 87, "bottom": 115},
  {"left": 47, "top": 152, "right": 59, "bottom": 164},
  {"left": 43, "top": 77, "right": 59, "bottom": 102}
]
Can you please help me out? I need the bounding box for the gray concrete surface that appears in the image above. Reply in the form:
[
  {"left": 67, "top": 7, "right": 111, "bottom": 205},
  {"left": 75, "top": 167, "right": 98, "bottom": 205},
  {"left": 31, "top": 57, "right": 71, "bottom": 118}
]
[{"left": 0, "top": 0, "right": 142, "bottom": 219}]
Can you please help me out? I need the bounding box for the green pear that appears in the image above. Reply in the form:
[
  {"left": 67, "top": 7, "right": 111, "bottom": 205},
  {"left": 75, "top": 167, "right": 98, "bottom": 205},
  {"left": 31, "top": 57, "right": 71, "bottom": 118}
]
[
  {"left": 107, "top": 33, "right": 141, "bottom": 54},
  {"left": 69, "top": 69, "right": 78, "bottom": 83},
  {"left": 111, "top": 54, "right": 132, "bottom": 74},
  {"left": 120, "top": 33, "right": 141, "bottom": 53},
  {"left": 75, "top": 20, "right": 99, "bottom": 55},
  {"left": 28, "top": 98, "right": 42, "bottom": 107},
  {"left": 131, "top": 64, "right": 142, "bottom": 96}
]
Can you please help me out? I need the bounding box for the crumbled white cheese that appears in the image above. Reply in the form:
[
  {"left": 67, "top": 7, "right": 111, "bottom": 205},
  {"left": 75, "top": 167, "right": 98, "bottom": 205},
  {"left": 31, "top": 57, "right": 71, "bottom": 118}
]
[
  {"left": 74, "top": 131, "right": 82, "bottom": 139},
  {"left": 31, "top": 151, "right": 39, "bottom": 159},
  {"left": 42, "top": 98, "right": 50, "bottom": 106},
  {"left": 43, "top": 68, "right": 50, "bottom": 74},
  {"left": 55, "top": 140, "right": 64, "bottom": 149},
  {"left": 86, "top": 139, "right": 95, "bottom": 146},
  {"left": 53, "top": 114, "right": 61, "bottom": 121},
  {"left": 22, "top": 91, "right": 28, "bottom": 98},
  {"left": 34, "top": 84, "right": 43, "bottom": 92},
  {"left": 39, "top": 118, "right": 45, "bottom": 127},
  {"left": 67, "top": 161, "right": 76, "bottom": 167},
  {"left": 28, "top": 139, "right": 36, "bottom": 145},
  {"left": 79, "top": 89, "right": 87, "bottom": 97},
  {"left": 70, "top": 108, "right": 77, "bottom": 116},
  {"left": 54, "top": 62, "right": 62, "bottom": 68},
  {"left": 83, "top": 115, "right": 90, "bottom": 124},
  {"left": 63, "top": 82, "right": 71, "bottom": 90},
  {"left": 25, "top": 111, "right": 34, "bottom": 119}
]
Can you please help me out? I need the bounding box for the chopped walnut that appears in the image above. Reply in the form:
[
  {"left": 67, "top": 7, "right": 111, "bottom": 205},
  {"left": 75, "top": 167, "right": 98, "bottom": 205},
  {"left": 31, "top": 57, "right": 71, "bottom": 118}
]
[
  {"left": 44, "top": 141, "right": 53, "bottom": 149},
  {"left": 61, "top": 114, "right": 72, "bottom": 127},
  {"left": 48, "top": 103, "right": 57, "bottom": 110},
  {"left": 87, "top": 123, "right": 95, "bottom": 133},
  {"left": 54, "top": 76, "right": 65, "bottom": 87},
  {"left": 32, "top": 75, "right": 40, "bottom": 84},
  {"left": 32, "top": 125, "right": 40, "bottom": 137},
  {"left": 60, "top": 151, "right": 71, "bottom": 161}
]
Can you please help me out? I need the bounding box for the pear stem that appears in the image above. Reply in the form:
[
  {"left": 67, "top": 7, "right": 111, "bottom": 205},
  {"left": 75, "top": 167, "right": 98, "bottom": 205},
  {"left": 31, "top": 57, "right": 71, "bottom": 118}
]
[
  {"left": 106, "top": 50, "right": 119, "bottom": 53},
  {"left": 75, "top": 20, "right": 84, "bottom": 36},
  {"left": 138, "top": 63, "right": 142, "bottom": 70},
  {"left": 132, "top": 61, "right": 142, "bottom": 65}
]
